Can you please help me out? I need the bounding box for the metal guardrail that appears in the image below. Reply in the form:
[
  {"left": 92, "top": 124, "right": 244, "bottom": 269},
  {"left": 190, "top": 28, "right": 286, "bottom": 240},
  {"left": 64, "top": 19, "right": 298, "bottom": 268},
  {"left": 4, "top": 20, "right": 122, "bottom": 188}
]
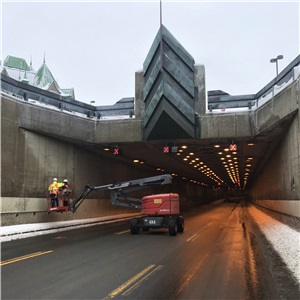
[
  {"left": 207, "top": 55, "right": 300, "bottom": 113},
  {"left": 2, "top": 55, "right": 299, "bottom": 117},
  {"left": 1, "top": 74, "right": 134, "bottom": 119}
]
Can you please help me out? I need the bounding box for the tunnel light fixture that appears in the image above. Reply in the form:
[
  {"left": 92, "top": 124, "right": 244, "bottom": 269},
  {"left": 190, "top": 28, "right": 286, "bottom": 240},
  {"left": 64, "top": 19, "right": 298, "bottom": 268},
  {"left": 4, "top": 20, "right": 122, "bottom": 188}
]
[
  {"left": 247, "top": 143, "right": 255, "bottom": 146},
  {"left": 181, "top": 145, "right": 188, "bottom": 149},
  {"left": 214, "top": 144, "right": 220, "bottom": 148}
]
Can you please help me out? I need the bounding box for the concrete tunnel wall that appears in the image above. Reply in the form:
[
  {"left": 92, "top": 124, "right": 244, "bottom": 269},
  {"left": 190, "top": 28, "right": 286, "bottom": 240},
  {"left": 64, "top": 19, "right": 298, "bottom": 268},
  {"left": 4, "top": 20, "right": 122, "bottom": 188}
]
[
  {"left": 1, "top": 95, "right": 221, "bottom": 225},
  {"left": 249, "top": 79, "right": 300, "bottom": 220},
  {"left": 2, "top": 76, "right": 299, "bottom": 226}
]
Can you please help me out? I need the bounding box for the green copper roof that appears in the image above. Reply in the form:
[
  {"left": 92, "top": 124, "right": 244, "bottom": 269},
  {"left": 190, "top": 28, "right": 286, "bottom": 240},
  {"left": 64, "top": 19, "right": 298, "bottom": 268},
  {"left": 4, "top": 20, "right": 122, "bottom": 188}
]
[
  {"left": 3, "top": 55, "right": 31, "bottom": 71},
  {"left": 34, "top": 62, "right": 56, "bottom": 88}
]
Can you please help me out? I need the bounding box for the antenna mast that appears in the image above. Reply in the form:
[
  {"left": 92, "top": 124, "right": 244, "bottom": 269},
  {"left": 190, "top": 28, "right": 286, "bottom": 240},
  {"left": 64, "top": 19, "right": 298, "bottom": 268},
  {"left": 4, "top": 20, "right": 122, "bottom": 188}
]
[{"left": 160, "top": 0, "right": 162, "bottom": 26}]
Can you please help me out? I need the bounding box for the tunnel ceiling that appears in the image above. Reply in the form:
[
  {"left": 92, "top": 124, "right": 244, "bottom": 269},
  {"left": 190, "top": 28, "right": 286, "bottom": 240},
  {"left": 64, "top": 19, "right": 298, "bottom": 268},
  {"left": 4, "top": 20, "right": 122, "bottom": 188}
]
[{"left": 82, "top": 112, "right": 295, "bottom": 190}]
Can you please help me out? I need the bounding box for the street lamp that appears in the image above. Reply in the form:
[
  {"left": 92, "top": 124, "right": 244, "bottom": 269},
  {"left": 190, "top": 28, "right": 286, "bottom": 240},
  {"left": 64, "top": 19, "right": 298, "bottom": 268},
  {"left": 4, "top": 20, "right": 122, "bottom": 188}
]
[{"left": 270, "top": 55, "right": 283, "bottom": 76}]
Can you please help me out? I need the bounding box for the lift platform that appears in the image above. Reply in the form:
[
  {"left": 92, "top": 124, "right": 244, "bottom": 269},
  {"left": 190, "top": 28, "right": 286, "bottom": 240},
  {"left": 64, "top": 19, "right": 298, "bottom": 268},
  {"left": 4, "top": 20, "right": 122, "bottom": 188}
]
[
  {"left": 47, "top": 174, "right": 184, "bottom": 235},
  {"left": 47, "top": 186, "right": 73, "bottom": 213}
]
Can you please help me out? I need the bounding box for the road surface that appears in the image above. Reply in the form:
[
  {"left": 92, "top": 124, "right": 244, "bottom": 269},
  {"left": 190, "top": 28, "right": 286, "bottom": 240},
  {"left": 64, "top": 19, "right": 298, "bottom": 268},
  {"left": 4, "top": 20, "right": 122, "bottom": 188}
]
[{"left": 1, "top": 201, "right": 299, "bottom": 299}]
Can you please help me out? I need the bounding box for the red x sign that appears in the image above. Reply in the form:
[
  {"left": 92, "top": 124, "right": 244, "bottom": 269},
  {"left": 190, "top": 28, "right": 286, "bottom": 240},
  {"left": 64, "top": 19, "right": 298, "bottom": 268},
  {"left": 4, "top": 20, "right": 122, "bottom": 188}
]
[
  {"left": 163, "top": 146, "right": 170, "bottom": 153},
  {"left": 113, "top": 147, "right": 119, "bottom": 155},
  {"left": 229, "top": 144, "right": 237, "bottom": 151}
]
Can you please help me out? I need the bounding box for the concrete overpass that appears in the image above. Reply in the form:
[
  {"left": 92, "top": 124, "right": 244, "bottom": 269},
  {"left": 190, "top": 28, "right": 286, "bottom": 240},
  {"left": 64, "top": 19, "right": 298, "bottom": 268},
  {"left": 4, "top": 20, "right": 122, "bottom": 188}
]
[{"left": 1, "top": 25, "right": 299, "bottom": 226}]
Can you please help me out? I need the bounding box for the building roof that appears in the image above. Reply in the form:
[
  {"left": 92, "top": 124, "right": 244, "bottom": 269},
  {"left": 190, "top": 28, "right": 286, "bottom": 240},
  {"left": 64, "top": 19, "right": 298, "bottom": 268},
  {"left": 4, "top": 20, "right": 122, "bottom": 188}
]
[
  {"left": 2, "top": 55, "right": 75, "bottom": 99},
  {"left": 33, "top": 62, "right": 56, "bottom": 89},
  {"left": 4, "top": 55, "right": 31, "bottom": 71}
]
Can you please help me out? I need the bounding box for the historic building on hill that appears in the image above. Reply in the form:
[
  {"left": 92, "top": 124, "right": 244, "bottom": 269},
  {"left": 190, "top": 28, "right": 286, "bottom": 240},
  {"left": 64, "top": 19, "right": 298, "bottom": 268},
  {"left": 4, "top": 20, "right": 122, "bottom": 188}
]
[{"left": 1, "top": 55, "right": 75, "bottom": 99}]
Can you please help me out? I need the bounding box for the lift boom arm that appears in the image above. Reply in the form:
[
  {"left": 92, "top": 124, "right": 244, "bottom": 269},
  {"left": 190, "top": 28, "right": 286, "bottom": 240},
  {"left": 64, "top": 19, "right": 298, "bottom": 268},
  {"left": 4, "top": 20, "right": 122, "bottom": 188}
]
[{"left": 68, "top": 174, "right": 172, "bottom": 213}]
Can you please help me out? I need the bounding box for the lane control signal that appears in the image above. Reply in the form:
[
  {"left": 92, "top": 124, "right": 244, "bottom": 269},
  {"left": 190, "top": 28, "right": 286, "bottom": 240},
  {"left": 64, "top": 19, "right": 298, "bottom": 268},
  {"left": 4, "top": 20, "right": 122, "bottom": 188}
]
[
  {"left": 163, "top": 146, "right": 178, "bottom": 153},
  {"left": 113, "top": 147, "right": 122, "bottom": 155}
]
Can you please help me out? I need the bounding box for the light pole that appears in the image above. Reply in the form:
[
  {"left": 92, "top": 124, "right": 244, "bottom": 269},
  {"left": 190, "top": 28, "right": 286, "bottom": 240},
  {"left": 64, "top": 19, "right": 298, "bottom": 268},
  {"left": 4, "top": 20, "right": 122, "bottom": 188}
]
[{"left": 270, "top": 55, "right": 283, "bottom": 76}]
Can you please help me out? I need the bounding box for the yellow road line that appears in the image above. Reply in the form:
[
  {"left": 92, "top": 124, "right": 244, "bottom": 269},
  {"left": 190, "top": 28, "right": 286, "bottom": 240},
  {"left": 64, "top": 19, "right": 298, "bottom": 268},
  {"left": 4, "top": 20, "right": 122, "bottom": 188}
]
[
  {"left": 114, "top": 230, "right": 130, "bottom": 235},
  {"left": 106, "top": 264, "right": 156, "bottom": 299},
  {"left": 0, "top": 250, "right": 53, "bottom": 266},
  {"left": 122, "top": 264, "right": 164, "bottom": 297},
  {"left": 187, "top": 233, "right": 198, "bottom": 242}
]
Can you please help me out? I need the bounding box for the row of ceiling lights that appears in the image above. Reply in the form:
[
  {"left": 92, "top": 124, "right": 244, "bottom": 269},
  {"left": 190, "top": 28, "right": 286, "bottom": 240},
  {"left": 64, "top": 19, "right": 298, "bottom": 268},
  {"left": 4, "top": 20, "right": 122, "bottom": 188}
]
[
  {"left": 214, "top": 144, "right": 241, "bottom": 187},
  {"left": 177, "top": 146, "right": 225, "bottom": 185},
  {"left": 176, "top": 143, "right": 255, "bottom": 188},
  {"left": 103, "top": 143, "right": 255, "bottom": 188}
]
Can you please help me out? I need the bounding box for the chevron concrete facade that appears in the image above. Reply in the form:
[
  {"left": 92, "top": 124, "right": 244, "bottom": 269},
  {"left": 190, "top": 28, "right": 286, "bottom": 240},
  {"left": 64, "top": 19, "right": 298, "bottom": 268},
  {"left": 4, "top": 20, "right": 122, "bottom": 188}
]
[{"left": 142, "top": 25, "right": 198, "bottom": 140}]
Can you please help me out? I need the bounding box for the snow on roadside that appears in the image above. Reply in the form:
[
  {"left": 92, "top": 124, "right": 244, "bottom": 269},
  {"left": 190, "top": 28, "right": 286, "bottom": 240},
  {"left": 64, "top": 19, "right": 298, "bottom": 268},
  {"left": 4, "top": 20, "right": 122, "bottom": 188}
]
[
  {"left": 248, "top": 205, "right": 300, "bottom": 283},
  {"left": 0, "top": 213, "right": 141, "bottom": 243}
]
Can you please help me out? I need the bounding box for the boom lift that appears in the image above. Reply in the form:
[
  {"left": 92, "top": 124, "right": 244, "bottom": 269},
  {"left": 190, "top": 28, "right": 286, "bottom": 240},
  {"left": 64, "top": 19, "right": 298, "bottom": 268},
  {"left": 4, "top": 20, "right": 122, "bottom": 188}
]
[{"left": 68, "top": 174, "right": 184, "bottom": 236}]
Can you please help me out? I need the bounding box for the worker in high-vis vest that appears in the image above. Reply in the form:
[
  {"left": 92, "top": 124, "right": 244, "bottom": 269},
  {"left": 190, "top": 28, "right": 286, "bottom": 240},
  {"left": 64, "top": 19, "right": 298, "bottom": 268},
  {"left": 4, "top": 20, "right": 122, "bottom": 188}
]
[
  {"left": 62, "top": 179, "right": 72, "bottom": 206},
  {"left": 48, "top": 178, "right": 64, "bottom": 207}
]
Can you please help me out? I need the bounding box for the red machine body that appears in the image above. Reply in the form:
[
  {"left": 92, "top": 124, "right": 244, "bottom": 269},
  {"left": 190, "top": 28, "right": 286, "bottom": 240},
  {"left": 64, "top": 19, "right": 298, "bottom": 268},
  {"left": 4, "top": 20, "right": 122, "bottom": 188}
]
[
  {"left": 142, "top": 193, "right": 180, "bottom": 216},
  {"left": 63, "top": 174, "right": 184, "bottom": 236}
]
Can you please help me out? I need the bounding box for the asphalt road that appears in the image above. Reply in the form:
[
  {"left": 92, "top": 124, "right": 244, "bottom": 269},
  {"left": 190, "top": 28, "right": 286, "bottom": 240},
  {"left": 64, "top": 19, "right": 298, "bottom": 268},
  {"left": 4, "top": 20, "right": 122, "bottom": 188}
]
[{"left": 1, "top": 201, "right": 298, "bottom": 300}]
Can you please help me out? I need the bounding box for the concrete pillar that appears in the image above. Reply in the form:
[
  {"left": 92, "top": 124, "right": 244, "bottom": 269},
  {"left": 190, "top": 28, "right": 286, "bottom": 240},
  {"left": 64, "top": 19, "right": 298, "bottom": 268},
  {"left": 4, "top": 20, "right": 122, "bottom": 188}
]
[
  {"left": 134, "top": 71, "right": 145, "bottom": 121},
  {"left": 194, "top": 64, "right": 206, "bottom": 116},
  {"left": 134, "top": 71, "right": 145, "bottom": 139},
  {"left": 194, "top": 64, "right": 206, "bottom": 138}
]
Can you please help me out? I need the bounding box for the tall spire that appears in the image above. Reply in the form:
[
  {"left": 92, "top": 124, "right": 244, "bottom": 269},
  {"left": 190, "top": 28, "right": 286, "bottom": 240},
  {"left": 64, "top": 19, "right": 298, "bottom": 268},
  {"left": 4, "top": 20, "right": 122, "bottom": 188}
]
[
  {"left": 160, "top": 0, "right": 162, "bottom": 27},
  {"left": 43, "top": 51, "right": 46, "bottom": 64}
]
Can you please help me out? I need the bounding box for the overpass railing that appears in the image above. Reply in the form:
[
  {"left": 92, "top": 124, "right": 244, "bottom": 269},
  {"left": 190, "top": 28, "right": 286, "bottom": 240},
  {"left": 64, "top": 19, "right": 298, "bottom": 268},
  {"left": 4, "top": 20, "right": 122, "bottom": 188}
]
[
  {"left": 1, "top": 73, "right": 134, "bottom": 120},
  {"left": 207, "top": 54, "right": 300, "bottom": 114},
  {"left": 1, "top": 55, "right": 299, "bottom": 118}
]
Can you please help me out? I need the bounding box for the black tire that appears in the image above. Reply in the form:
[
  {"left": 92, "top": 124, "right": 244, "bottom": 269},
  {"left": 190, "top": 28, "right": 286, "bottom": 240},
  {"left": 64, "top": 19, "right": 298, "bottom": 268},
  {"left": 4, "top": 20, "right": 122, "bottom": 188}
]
[
  {"left": 168, "top": 218, "right": 177, "bottom": 236},
  {"left": 177, "top": 216, "right": 184, "bottom": 233},
  {"left": 130, "top": 218, "right": 140, "bottom": 235}
]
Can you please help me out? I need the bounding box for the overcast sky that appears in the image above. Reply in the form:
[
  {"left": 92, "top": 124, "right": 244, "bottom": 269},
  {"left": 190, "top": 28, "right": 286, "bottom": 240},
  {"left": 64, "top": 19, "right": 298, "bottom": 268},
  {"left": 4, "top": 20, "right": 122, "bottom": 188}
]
[{"left": 1, "top": 0, "right": 299, "bottom": 105}]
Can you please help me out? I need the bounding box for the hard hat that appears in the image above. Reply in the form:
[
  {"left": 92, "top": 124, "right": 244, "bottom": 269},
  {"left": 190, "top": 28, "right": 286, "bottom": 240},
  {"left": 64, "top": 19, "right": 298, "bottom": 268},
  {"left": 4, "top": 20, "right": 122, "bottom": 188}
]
[
  {"left": 63, "top": 179, "right": 68, "bottom": 183},
  {"left": 53, "top": 178, "right": 58, "bottom": 181}
]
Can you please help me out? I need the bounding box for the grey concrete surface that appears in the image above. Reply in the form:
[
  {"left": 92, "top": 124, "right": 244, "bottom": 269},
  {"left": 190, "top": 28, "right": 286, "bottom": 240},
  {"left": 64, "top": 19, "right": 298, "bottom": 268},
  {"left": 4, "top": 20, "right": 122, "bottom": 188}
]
[{"left": 1, "top": 47, "right": 299, "bottom": 226}]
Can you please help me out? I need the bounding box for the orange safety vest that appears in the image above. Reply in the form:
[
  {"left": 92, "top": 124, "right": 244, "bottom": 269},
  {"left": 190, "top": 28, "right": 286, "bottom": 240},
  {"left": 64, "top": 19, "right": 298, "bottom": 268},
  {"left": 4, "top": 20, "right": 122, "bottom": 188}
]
[{"left": 48, "top": 182, "right": 59, "bottom": 195}]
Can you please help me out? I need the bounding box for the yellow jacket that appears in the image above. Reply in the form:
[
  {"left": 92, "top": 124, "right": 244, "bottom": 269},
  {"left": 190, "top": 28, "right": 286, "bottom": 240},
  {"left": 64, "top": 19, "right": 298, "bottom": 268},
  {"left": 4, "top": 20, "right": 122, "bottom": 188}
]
[{"left": 48, "top": 181, "right": 64, "bottom": 194}]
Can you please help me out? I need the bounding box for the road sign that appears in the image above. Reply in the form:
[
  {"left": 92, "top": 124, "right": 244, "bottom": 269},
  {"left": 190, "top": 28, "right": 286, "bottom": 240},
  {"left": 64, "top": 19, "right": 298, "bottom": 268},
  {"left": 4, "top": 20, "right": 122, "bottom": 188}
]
[
  {"left": 229, "top": 144, "right": 237, "bottom": 151},
  {"left": 113, "top": 147, "right": 122, "bottom": 155},
  {"left": 163, "top": 146, "right": 169, "bottom": 153}
]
